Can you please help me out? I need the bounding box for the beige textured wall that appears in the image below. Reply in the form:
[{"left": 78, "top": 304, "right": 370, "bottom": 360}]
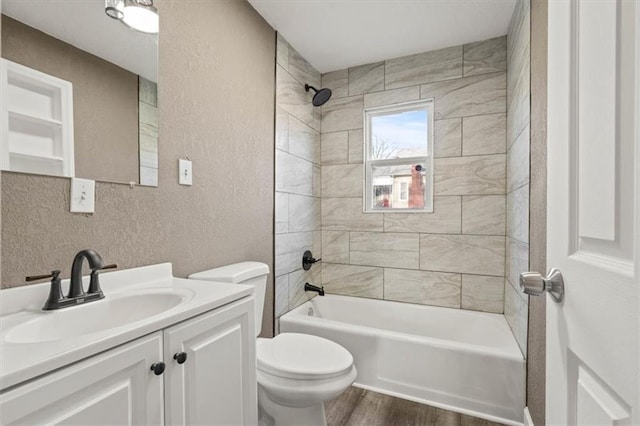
[
  {"left": 1, "top": 0, "right": 276, "bottom": 337},
  {"left": 318, "top": 38, "right": 508, "bottom": 314},
  {"left": 528, "top": 0, "right": 547, "bottom": 423},
  {"left": 1, "top": 15, "right": 139, "bottom": 184},
  {"left": 274, "top": 34, "right": 322, "bottom": 331}
]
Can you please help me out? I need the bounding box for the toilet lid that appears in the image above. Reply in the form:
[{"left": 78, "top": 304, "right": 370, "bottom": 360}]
[{"left": 257, "top": 333, "right": 353, "bottom": 380}]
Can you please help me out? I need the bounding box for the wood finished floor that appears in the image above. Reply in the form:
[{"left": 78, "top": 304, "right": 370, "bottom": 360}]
[{"left": 325, "top": 387, "right": 505, "bottom": 426}]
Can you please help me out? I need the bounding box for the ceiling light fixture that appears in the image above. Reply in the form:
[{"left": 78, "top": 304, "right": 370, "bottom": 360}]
[{"left": 105, "top": 0, "right": 159, "bottom": 35}]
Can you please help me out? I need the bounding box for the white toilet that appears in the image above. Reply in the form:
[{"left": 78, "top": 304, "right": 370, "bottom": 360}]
[{"left": 189, "top": 262, "right": 356, "bottom": 426}]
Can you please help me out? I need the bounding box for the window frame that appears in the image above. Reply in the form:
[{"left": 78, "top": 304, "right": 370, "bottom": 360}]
[{"left": 363, "top": 99, "right": 435, "bottom": 213}]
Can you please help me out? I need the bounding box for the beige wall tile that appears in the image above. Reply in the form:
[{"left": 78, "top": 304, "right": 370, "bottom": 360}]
[
  {"left": 322, "top": 164, "right": 363, "bottom": 198},
  {"left": 289, "top": 266, "right": 321, "bottom": 310},
  {"left": 462, "top": 195, "right": 506, "bottom": 235},
  {"left": 276, "top": 64, "right": 320, "bottom": 131},
  {"left": 276, "top": 149, "right": 314, "bottom": 196},
  {"left": 434, "top": 118, "right": 462, "bottom": 158},
  {"left": 288, "top": 115, "right": 320, "bottom": 164},
  {"left": 313, "top": 164, "right": 322, "bottom": 197},
  {"left": 385, "top": 46, "right": 463, "bottom": 89},
  {"left": 363, "top": 86, "right": 420, "bottom": 108},
  {"left": 507, "top": 65, "right": 530, "bottom": 147},
  {"left": 463, "top": 36, "right": 507, "bottom": 77},
  {"left": 504, "top": 279, "right": 528, "bottom": 354},
  {"left": 275, "top": 274, "right": 289, "bottom": 317},
  {"left": 348, "top": 129, "right": 364, "bottom": 164},
  {"left": 462, "top": 113, "right": 507, "bottom": 156},
  {"left": 421, "top": 72, "right": 506, "bottom": 120},
  {"left": 461, "top": 274, "right": 504, "bottom": 313},
  {"left": 288, "top": 194, "right": 321, "bottom": 232},
  {"left": 506, "top": 237, "right": 529, "bottom": 289},
  {"left": 384, "top": 268, "right": 461, "bottom": 308},
  {"left": 276, "top": 33, "right": 289, "bottom": 69},
  {"left": 507, "top": 124, "right": 530, "bottom": 192},
  {"left": 322, "top": 231, "right": 350, "bottom": 264},
  {"left": 322, "top": 197, "right": 383, "bottom": 231},
  {"left": 275, "top": 107, "right": 289, "bottom": 151},
  {"left": 420, "top": 234, "right": 505, "bottom": 276},
  {"left": 322, "top": 69, "right": 349, "bottom": 99},
  {"left": 322, "top": 95, "right": 364, "bottom": 132},
  {"left": 434, "top": 154, "right": 506, "bottom": 195},
  {"left": 507, "top": 184, "right": 529, "bottom": 243},
  {"left": 275, "top": 192, "right": 288, "bottom": 234},
  {"left": 384, "top": 196, "right": 462, "bottom": 234},
  {"left": 288, "top": 46, "right": 321, "bottom": 88},
  {"left": 321, "top": 131, "right": 349, "bottom": 165},
  {"left": 275, "top": 231, "right": 314, "bottom": 276},
  {"left": 350, "top": 232, "right": 419, "bottom": 269},
  {"left": 322, "top": 263, "right": 384, "bottom": 298},
  {"left": 349, "top": 62, "right": 384, "bottom": 96}
]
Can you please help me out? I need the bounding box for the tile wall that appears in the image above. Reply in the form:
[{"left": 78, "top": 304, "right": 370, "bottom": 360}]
[
  {"left": 274, "top": 35, "right": 322, "bottom": 330},
  {"left": 319, "top": 36, "right": 508, "bottom": 314},
  {"left": 505, "top": 0, "right": 531, "bottom": 354}
]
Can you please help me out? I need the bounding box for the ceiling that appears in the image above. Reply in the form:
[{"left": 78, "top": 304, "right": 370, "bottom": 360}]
[
  {"left": 248, "top": 0, "right": 517, "bottom": 73},
  {"left": 2, "top": 0, "right": 158, "bottom": 82}
]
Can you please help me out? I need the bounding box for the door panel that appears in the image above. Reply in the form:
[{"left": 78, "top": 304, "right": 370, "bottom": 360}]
[
  {"left": 0, "top": 332, "right": 164, "bottom": 425},
  {"left": 547, "top": 0, "right": 639, "bottom": 424},
  {"left": 164, "top": 297, "right": 257, "bottom": 426}
]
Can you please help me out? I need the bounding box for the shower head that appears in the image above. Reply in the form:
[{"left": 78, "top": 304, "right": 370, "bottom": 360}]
[{"left": 305, "top": 84, "right": 332, "bottom": 107}]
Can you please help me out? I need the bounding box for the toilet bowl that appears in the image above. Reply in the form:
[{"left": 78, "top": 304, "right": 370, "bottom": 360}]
[{"left": 189, "top": 262, "right": 356, "bottom": 426}]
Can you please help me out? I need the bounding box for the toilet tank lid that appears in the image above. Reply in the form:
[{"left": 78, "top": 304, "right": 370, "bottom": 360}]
[{"left": 188, "top": 261, "right": 270, "bottom": 283}]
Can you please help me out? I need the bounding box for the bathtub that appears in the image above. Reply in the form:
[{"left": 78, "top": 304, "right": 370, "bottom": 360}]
[{"left": 280, "top": 294, "right": 525, "bottom": 426}]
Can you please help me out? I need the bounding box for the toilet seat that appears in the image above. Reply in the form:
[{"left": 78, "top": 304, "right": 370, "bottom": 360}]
[{"left": 257, "top": 333, "right": 353, "bottom": 380}]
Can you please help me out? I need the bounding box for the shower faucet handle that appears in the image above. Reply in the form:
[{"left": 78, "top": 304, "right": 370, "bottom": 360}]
[{"left": 302, "top": 250, "right": 321, "bottom": 270}]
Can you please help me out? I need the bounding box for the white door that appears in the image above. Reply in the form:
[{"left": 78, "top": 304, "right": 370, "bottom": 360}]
[
  {"left": 546, "top": 0, "right": 639, "bottom": 424},
  {"left": 163, "top": 297, "right": 257, "bottom": 426},
  {"left": 0, "top": 332, "right": 164, "bottom": 425}
]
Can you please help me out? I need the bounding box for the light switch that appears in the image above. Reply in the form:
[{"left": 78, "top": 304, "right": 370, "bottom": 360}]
[
  {"left": 179, "top": 159, "right": 193, "bottom": 186},
  {"left": 70, "top": 178, "right": 95, "bottom": 213}
]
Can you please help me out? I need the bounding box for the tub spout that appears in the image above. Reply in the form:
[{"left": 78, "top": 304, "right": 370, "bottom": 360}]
[{"left": 304, "top": 282, "right": 324, "bottom": 296}]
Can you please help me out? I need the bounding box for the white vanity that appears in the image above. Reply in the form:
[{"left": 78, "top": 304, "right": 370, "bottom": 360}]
[{"left": 0, "top": 263, "right": 257, "bottom": 425}]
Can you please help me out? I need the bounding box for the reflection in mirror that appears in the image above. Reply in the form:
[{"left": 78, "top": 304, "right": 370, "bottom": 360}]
[{"left": 0, "top": 0, "right": 159, "bottom": 186}]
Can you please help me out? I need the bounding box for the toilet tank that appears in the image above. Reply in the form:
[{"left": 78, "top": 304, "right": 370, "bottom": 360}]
[{"left": 188, "top": 262, "right": 269, "bottom": 336}]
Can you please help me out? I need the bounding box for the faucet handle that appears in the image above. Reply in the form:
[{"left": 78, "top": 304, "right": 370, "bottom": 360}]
[
  {"left": 26, "top": 270, "right": 61, "bottom": 282},
  {"left": 99, "top": 264, "right": 118, "bottom": 271}
]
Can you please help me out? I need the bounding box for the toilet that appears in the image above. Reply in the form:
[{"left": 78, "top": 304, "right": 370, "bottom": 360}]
[{"left": 189, "top": 262, "right": 356, "bottom": 426}]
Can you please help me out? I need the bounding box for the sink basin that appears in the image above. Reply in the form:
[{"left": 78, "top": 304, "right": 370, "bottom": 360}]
[{"left": 5, "top": 290, "right": 190, "bottom": 344}]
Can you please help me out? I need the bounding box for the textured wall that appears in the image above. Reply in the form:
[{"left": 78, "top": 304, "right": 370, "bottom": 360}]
[
  {"left": 318, "top": 38, "right": 508, "bottom": 314},
  {"left": 1, "top": 0, "right": 276, "bottom": 337},
  {"left": 1, "top": 15, "right": 139, "bottom": 184},
  {"left": 504, "top": 0, "right": 531, "bottom": 355},
  {"left": 528, "top": 0, "right": 547, "bottom": 422},
  {"left": 274, "top": 35, "right": 322, "bottom": 331}
]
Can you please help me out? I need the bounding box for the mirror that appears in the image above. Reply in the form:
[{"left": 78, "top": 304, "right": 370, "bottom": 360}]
[{"left": 0, "top": 0, "right": 159, "bottom": 186}]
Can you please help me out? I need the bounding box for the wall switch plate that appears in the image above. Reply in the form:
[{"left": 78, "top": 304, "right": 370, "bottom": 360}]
[
  {"left": 179, "top": 159, "right": 193, "bottom": 186},
  {"left": 70, "top": 178, "right": 95, "bottom": 213}
]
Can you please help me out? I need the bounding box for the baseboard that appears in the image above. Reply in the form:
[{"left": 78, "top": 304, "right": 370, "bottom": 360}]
[{"left": 524, "top": 407, "right": 534, "bottom": 426}]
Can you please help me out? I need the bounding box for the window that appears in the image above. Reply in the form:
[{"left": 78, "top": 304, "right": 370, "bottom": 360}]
[{"left": 364, "top": 99, "right": 434, "bottom": 212}]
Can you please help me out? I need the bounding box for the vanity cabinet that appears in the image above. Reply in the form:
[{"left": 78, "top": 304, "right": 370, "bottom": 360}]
[
  {"left": 0, "top": 332, "right": 165, "bottom": 425},
  {"left": 164, "top": 295, "right": 257, "bottom": 425},
  {"left": 0, "top": 297, "right": 256, "bottom": 426}
]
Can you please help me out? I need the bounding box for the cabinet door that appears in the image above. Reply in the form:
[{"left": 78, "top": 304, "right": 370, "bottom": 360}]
[
  {"left": 0, "top": 332, "right": 164, "bottom": 425},
  {"left": 164, "top": 297, "right": 257, "bottom": 426}
]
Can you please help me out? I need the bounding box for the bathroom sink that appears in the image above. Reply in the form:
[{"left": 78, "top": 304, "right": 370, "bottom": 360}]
[{"left": 5, "top": 290, "right": 190, "bottom": 344}]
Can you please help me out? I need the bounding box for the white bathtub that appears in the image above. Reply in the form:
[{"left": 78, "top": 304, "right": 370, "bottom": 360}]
[{"left": 280, "top": 294, "right": 525, "bottom": 426}]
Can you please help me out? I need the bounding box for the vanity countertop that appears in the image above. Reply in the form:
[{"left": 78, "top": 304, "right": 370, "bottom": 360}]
[{"left": 0, "top": 263, "right": 253, "bottom": 391}]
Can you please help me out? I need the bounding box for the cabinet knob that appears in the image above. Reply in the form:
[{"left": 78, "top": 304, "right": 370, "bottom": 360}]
[
  {"left": 150, "top": 362, "right": 166, "bottom": 375},
  {"left": 173, "top": 352, "right": 188, "bottom": 364}
]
